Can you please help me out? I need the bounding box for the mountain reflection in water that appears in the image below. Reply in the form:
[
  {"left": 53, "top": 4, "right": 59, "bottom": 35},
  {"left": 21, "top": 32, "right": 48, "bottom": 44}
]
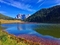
[{"left": 2, "top": 23, "right": 60, "bottom": 45}]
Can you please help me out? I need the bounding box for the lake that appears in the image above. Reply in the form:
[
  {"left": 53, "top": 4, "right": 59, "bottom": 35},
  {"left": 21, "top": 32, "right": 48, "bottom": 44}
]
[
  {"left": 2, "top": 23, "right": 40, "bottom": 36},
  {"left": 2, "top": 23, "right": 60, "bottom": 45}
]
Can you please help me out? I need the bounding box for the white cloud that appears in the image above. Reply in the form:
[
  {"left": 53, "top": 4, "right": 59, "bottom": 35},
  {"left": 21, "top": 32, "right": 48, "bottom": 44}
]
[
  {"left": 55, "top": 0, "right": 60, "bottom": 5},
  {"left": 56, "top": 0, "right": 60, "bottom": 2},
  {"left": 11, "top": 1, "right": 35, "bottom": 11},
  {"left": 37, "top": 0, "right": 42, "bottom": 3},
  {"left": 0, "top": 0, "right": 11, "bottom": 5},
  {"left": 38, "top": 0, "right": 46, "bottom": 7},
  {"left": 0, "top": 0, "right": 35, "bottom": 12},
  {"left": 39, "top": 2, "right": 44, "bottom": 7}
]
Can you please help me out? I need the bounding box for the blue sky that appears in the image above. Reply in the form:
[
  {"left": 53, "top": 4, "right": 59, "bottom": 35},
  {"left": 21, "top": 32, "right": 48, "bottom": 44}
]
[{"left": 0, "top": 0, "right": 60, "bottom": 18}]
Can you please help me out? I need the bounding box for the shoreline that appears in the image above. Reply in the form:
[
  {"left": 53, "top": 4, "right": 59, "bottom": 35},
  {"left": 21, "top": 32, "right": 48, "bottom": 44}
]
[
  {"left": 1, "top": 30, "right": 41, "bottom": 45},
  {"left": 3, "top": 30, "right": 60, "bottom": 45},
  {"left": 1, "top": 28, "right": 60, "bottom": 45},
  {"left": 18, "top": 34, "right": 60, "bottom": 45},
  {"left": 0, "top": 19, "right": 60, "bottom": 24}
]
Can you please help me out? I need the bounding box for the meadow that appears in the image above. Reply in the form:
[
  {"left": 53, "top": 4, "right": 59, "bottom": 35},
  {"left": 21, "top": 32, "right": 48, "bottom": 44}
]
[{"left": 0, "top": 19, "right": 24, "bottom": 24}]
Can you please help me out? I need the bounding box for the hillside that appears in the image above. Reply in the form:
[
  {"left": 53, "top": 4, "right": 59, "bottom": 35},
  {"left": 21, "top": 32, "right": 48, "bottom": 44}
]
[
  {"left": 26, "top": 5, "right": 60, "bottom": 23},
  {"left": 0, "top": 13, "right": 14, "bottom": 20}
]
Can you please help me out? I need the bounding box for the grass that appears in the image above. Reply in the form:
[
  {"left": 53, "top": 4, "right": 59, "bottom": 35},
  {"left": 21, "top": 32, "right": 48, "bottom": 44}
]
[
  {"left": 0, "top": 24, "right": 29, "bottom": 45},
  {"left": 35, "top": 24, "right": 60, "bottom": 38},
  {"left": 0, "top": 19, "right": 24, "bottom": 24}
]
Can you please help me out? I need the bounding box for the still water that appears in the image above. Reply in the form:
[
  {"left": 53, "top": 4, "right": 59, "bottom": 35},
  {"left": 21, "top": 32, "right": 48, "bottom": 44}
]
[
  {"left": 2, "top": 23, "right": 40, "bottom": 35},
  {"left": 2, "top": 23, "right": 60, "bottom": 40}
]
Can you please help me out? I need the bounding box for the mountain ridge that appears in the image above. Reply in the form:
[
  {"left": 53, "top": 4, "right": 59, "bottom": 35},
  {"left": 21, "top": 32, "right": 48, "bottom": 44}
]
[
  {"left": 26, "top": 5, "right": 60, "bottom": 23},
  {"left": 0, "top": 13, "right": 14, "bottom": 20}
]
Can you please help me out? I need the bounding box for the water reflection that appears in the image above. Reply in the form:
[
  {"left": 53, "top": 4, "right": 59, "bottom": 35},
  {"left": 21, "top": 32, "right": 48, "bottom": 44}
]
[
  {"left": 2, "top": 23, "right": 60, "bottom": 40},
  {"left": 17, "top": 24, "right": 23, "bottom": 30},
  {"left": 17, "top": 23, "right": 37, "bottom": 30},
  {"left": 2, "top": 23, "right": 60, "bottom": 45}
]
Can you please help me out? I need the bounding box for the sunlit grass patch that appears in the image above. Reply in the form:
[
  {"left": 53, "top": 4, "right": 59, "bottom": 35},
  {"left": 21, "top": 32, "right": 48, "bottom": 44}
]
[{"left": 0, "top": 19, "right": 23, "bottom": 24}]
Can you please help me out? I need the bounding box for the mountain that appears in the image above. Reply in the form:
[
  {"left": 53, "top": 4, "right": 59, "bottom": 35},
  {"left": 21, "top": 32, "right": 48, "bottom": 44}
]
[
  {"left": 0, "top": 13, "right": 14, "bottom": 20},
  {"left": 26, "top": 5, "right": 60, "bottom": 23}
]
